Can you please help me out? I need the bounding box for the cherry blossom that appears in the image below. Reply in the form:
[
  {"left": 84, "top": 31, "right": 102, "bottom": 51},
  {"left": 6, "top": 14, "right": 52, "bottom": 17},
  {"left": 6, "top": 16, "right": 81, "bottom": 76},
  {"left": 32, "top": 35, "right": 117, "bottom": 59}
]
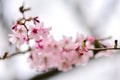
[
  {"left": 28, "top": 31, "right": 96, "bottom": 71},
  {"left": 28, "top": 25, "right": 40, "bottom": 40},
  {"left": 9, "top": 23, "right": 28, "bottom": 47},
  {"left": 28, "top": 22, "right": 51, "bottom": 40},
  {"left": 9, "top": 15, "right": 116, "bottom": 72},
  {"left": 9, "top": 33, "right": 28, "bottom": 48},
  {"left": 12, "top": 24, "right": 27, "bottom": 37}
]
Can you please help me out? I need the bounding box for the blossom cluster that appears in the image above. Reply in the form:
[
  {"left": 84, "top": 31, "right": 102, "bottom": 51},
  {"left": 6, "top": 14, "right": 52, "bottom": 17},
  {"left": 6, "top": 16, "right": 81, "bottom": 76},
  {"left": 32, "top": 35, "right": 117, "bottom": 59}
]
[{"left": 9, "top": 16, "right": 113, "bottom": 72}]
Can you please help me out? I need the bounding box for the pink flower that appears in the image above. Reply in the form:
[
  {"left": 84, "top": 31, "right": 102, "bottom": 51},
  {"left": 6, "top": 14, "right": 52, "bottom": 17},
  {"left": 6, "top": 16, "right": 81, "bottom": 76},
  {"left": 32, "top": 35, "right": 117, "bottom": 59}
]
[
  {"left": 35, "top": 39, "right": 44, "bottom": 50},
  {"left": 27, "top": 31, "right": 95, "bottom": 71},
  {"left": 37, "top": 52, "right": 58, "bottom": 71},
  {"left": 87, "top": 36, "right": 95, "bottom": 43},
  {"left": 74, "top": 55, "right": 87, "bottom": 66},
  {"left": 39, "top": 26, "right": 51, "bottom": 38},
  {"left": 28, "top": 49, "right": 58, "bottom": 71},
  {"left": 14, "top": 25, "right": 27, "bottom": 37},
  {"left": 10, "top": 17, "right": 98, "bottom": 72},
  {"left": 57, "top": 59, "right": 72, "bottom": 72},
  {"left": 22, "top": 35, "right": 29, "bottom": 44},
  {"left": 9, "top": 24, "right": 28, "bottom": 48},
  {"left": 73, "top": 47, "right": 92, "bottom": 66},
  {"left": 28, "top": 49, "right": 41, "bottom": 69},
  {"left": 9, "top": 33, "right": 27, "bottom": 48},
  {"left": 59, "top": 36, "right": 74, "bottom": 51},
  {"left": 40, "top": 36, "right": 59, "bottom": 53},
  {"left": 28, "top": 25, "right": 40, "bottom": 39},
  {"left": 10, "top": 16, "right": 115, "bottom": 72},
  {"left": 28, "top": 22, "right": 51, "bottom": 39}
]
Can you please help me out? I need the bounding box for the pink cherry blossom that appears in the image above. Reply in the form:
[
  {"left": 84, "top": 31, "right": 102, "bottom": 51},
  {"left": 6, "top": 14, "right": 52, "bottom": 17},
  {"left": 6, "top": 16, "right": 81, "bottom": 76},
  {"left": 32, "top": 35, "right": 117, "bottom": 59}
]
[
  {"left": 28, "top": 25, "right": 40, "bottom": 39},
  {"left": 28, "top": 49, "right": 59, "bottom": 71},
  {"left": 28, "top": 33, "right": 94, "bottom": 71},
  {"left": 57, "top": 59, "right": 72, "bottom": 72},
  {"left": 59, "top": 36, "right": 74, "bottom": 51},
  {"left": 9, "top": 16, "right": 116, "bottom": 72},
  {"left": 28, "top": 49, "right": 41, "bottom": 69},
  {"left": 40, "top": 36, "right": 59, "bottom": 53},
  {"left": 9, "top": 33, "right": 27, "bottom": 48},
  {"left": 14, "top": 25, "right": 27, "bottom": 37},
  {"left": 28, "top": 22, "right": 51, "bottom": 40},
  {"left": 39, "top": 26, "right": 51, "bottom": 38},
  {"left": 9, "top": 24, "right": 28, "bottom": 47}
]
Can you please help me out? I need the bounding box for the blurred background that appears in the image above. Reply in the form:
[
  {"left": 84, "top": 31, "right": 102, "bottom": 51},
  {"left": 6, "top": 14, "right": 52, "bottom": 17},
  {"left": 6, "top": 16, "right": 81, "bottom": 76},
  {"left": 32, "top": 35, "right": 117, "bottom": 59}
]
[{"left": 0, "top": 0, "right": 120, "bottom": 80}]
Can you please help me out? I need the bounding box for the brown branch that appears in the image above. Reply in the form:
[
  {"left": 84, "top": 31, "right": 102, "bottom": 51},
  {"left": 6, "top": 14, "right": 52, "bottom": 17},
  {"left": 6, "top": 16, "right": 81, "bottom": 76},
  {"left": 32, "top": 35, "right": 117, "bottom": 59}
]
[
  {"left": 89, "top": 47, "right": 120, "bottom": 51},
  {"left": 0, "top": 48, "right": 31, "bottom": 60},
  {"left": 1, "top": 47, "right": 120, "bottom": 60}
]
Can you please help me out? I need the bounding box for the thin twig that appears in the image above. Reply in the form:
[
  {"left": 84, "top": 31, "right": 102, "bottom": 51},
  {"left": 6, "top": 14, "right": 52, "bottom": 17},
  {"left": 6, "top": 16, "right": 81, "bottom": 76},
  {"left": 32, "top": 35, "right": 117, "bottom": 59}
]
[
  {"left": 89, "top": 47, "right": 120, "bottom": 51},
  {"left": 0, "top": 48, "right": 30, "bottom": 60}
]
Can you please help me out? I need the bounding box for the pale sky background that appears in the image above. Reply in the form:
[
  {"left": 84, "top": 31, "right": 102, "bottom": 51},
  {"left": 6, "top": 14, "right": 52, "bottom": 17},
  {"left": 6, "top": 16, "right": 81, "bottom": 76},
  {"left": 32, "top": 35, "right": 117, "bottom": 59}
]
[{"left": 0, "top": 0, "right": 120, "bottom": 80}]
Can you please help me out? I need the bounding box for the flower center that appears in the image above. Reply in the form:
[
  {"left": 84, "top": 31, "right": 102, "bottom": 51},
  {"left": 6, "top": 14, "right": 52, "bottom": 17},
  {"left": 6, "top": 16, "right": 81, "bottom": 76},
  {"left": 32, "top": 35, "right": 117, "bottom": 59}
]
[{"left": 32, "top": 28, "right": 38, "bottom": 33}]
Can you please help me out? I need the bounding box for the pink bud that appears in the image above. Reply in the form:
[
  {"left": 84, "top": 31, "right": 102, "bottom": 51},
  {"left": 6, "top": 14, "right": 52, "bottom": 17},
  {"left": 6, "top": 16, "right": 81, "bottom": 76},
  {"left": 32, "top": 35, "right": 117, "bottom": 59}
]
[
  {"left": 87, "top": 36, "right": 95, "bottom": 43},
  {"left": 12, "top": 23, "right": 18, "bottom": 31}
]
